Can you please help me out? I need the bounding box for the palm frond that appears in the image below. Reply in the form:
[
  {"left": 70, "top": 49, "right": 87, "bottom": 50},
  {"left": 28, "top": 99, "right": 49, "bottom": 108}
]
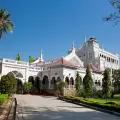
[
  {"left": 0, "top": 30, "right": 2, "bottom": 39},
  {"left": 7, "top": 20, "right": 14, "bottom": 27},
  {"left": 5, "top": 23, "right": 13, "bottom": 33},
  {"left": 4, "top": 14, "right": 10, "bottom": 20},
  {"left": 3, "top": 27, "right": 7, "bottom": 37}
]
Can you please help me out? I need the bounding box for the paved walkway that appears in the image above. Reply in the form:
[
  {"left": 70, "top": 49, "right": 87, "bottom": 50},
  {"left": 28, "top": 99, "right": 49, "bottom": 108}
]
[{"left": 15, "top": 95, "right": 120, "bottom": 120}]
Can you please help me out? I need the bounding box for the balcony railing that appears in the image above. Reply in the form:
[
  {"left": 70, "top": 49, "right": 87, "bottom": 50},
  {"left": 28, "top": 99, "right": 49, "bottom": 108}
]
[{"left": 2, "top": 58, "right": 29, "bottom": 66}]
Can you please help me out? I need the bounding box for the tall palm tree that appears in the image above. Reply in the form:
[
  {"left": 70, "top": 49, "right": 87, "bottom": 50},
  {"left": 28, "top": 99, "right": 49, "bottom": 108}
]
[{"left": 0, "top": 9, "right": 14, "bottom": 39}]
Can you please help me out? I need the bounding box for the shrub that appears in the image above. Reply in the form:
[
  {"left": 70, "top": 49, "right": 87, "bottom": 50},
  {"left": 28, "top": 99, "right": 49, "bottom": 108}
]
[
  {"left": 96, "top": 90, "right": 103, "bottom": 98},
  {"left": 62, "top": 96, "right": 120, "bottom": 113},
  {"left": 56, "top": 81, "right": 67, "bottom": 96},
  {"left": 0, "top": 75, "right": 16, "bottom": 95},
  {"left": 23, "top": 82, "right": 32, "bottom": 93},
  {"left": 0, "top": 94, "right": 8, "bottom": 104}
]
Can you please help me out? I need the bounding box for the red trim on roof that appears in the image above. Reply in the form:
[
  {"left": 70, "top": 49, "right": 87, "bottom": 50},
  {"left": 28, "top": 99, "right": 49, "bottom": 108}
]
[{"left": 51, "top": 58, "right": 79, "bottom": 68}]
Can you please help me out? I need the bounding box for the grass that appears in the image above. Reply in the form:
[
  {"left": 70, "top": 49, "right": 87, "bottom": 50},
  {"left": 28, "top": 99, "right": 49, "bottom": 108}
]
[
  {"left": 62, "top": 95, "right": 120, "bottom": 113},
  {"left": 86, "top": 95, "right": 120, "bottom": 105},
  {"left": 0, "top": 94, "right": 8, "bottom": 104}
]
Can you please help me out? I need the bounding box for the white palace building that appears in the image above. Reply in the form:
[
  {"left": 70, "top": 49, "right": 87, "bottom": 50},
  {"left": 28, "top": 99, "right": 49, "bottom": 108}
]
[{"left": 0, "top": 37, "right": 119, "bottom": 93}]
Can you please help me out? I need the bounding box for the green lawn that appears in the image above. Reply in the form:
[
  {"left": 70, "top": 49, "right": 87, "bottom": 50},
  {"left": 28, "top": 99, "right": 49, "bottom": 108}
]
[
  {"left": 63, "top": 95, "right": 120, "bottom": 112},
  {"left": 0, "top": 94, "right": 8, "bottom": 104},
  {"left": 86, "top": 95, "right": 120, "bottom": 104}
]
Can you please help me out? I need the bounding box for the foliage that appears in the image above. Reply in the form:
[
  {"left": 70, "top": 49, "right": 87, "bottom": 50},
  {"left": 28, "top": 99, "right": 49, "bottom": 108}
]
[
  {"left": 62, "top": 96, "right": 120, "bottom": 113},
  {"left": 23, "top": 82, "right": 32, "bottom": 93},
  {"left": 56, "top": 81, "right": 67, "bottom": 96},
  {"left": 29, "top": 56, "right": 35, "bottom": 63},
  {"left": 0, "top": 9, "right": 14, "bottom": 39},
  {"left": 16, "top": 53, "right": 21, "bottom": 61},
  {"left": 0, "top": 75, "right": 16, "bottom": 95},
  {"left": 112, "top": 69, "right": 120, "bottom": 94},
  {"left": 0, "top": 94, "right": 8, "bottom": 104},
  {"left": 75, "top": 72, "right": 82, "bottom": 96},
  {"left": 96, "top": 90, "right": 103, "bottom": 98},
  {"left": 83, "top": 66, "right": 93, "bottom": 95},
  {"left": 104, "top": 0, "right": 120, "bottom": 25},
  {"left": 102, "top": 68, "right": 112, "bottom": 98}
]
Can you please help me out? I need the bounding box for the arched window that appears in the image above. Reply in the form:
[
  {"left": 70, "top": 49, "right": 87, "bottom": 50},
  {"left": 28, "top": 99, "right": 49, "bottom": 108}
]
[
  {"left": 35, "top": 77, "right": 41, "bottom": 91},
  {"left": 28, "top": 76, "right": 34, "bottom": 85},
  {"left": 70, "top": 77, "right": 74, "bottom": 85},
  {"left": 65, "top": 77, "right": 69, "bottom": 85},
  {"left": 42, "top": 75, "right": 49, "bottom": 90},
  {"left": 57, "top": 76, "right": 61, "bottom": 82},
  {"left": 51, "top": 77, "right": 56, "bottom": 84},
  {"left": 7, "top": 71, "right": 23, "bottom": 78}
]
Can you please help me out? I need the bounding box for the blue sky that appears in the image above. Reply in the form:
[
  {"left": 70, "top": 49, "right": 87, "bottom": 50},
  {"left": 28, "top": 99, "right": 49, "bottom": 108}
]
[{"left": 1, "top": 0, "right": 120, "bottom": 61}]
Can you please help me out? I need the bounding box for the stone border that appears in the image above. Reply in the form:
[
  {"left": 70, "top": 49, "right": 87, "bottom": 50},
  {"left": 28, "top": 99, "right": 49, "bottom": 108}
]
[
  {"left": 58, "top": 97, "right": 120, "bottom": 117},
  {"left": 0, "top": 98, "right": 13, "bottom": 120}
]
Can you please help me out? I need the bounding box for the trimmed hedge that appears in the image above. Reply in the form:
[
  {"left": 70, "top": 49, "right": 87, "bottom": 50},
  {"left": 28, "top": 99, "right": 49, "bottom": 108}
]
[{"left": 62, "top": 96, "right": 120, "bottom": 113}]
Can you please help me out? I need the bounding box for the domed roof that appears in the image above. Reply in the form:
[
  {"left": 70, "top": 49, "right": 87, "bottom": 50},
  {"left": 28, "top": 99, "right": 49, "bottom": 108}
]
[{"left": 88, "top": 36, "right": 98, "bottom": 43}]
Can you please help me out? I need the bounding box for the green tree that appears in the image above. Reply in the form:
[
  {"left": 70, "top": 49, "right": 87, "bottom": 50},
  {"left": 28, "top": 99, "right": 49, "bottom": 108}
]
[
  {"left": 112, "top": 69, "right": 120, "bottom": 94},
  {"left": 16, "top": 53, "right": 20, "bottom": 61},
  {"left": 0, "top": 9, "right": 14, "bottom": 39},
  {"left": 102, "top": 68, "right": 112, "bottom": 98},
  {"left": 29, "top": 56, "right": 35, "bottom": 63},
  {"left": 83, "top": 66, "right": 93, "bottom": 95},
  {"left": 75, "top": 72, "right": 82, "bottom": 96},
  {"left": 0, "top": 75, "right": 16, "bottom": 95},
  {"left": 23, "top": 82, "right": 32, "bottom": 93},
  {"left": 56, "top": 81, "right": 67, "bottom": 96},
  {"left": 105, "top": 0, "right": 120, "bottom": 25}
]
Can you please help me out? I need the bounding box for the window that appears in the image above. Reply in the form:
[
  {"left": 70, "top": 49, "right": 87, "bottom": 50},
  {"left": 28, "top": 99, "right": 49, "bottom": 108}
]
[{"left": 88, "top": 52, "right": 92, "bottom": 60}]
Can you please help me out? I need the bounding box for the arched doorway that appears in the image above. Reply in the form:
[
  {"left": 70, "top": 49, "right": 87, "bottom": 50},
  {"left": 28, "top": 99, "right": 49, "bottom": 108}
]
[
  {"left": 70, "top": 77, "right": 74, "bottom": 89},
  {"left": 28, "top": 76, "right": 34, "bottom": 86},
  {"left": 7, "top": 71, "right": 23, "bottom": 94},
  {"left": 7, "top": 71, "right": 23, "bottom": 79},
  {"left": 16, "top": 79, "right": 23, "bottom": 94},
  {"left": 65, "top": 77, "right": 69, "bottom": 85},
  {"left": 42, "top": 75, "right": 49, "bottom": 90},
  {"left": 57, "top": 76, "right": 61, "bottom": 82},
  {"left": 51, "top": 77, "right": 56, "bottom": 89},
  {"left": 35, "top": 77, "right": 41, "bottom": 92},
  {"left": 65, "top": 77, "right": 69, "bottom": 88}
]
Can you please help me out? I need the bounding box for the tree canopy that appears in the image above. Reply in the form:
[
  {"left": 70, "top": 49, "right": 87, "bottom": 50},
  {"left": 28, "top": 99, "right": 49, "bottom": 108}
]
[
  {"left": 112, "top": 69, "right": 120, "bottom": 94},
  {"left": 83, "top": 66, "right": 93, "bottom": 94},
  {"left": 102, "top": 68, "right": 112, "bottom": 98},
  {"left": 29, "top": 56, "right": 35, "bottom": 63},
  {"left": 0, "top": 75, "right": 16, "bottom": 95},
  {"left": 16, "top": 53, "right": 21, "bottom": 61},
  {"left": 105, "top": 0, "right": 120, "bottom": 25},
  {"left": 0, "top": 9, "right": 14, "bottom": 39},
  {"left": 75, "top": 72, "right": 82, "bottom": 96}
]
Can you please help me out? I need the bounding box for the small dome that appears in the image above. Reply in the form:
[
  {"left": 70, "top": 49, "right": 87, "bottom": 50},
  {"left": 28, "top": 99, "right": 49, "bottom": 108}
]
[
  {"left": 90, "top": 36, "right": 96, "bottom": 40},
  {"left": 88, "top": 36, "right": 98, "bottom": 43}
]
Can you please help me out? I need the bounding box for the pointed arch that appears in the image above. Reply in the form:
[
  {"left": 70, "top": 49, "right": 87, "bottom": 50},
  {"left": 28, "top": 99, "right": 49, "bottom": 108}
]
[
  {"left": 35, "top": 76, "right": 41, "bottom": 91},
  {"left": 70, "top": 77, "right": 74, "bottom": 85},
  {"left": 7, "top": 71, "right": 23, "bottom": 78},
  {"left": 65, "top": 77, "right": 69, "bottom": 85},
  {"left": 28, "top": 76, "right": 34, "bottom": 86},
  {"left": 16, "top": 79, "right": 23, "bottom": 94},
  {"left": 51, "top": 77, "right": 56, "bottom": 84},
  {"left": 42, "top": 75, "right": 49, "bottom": 90},
  {"left": 57, "top": 76, "right": 61, "bottom": 82}
]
